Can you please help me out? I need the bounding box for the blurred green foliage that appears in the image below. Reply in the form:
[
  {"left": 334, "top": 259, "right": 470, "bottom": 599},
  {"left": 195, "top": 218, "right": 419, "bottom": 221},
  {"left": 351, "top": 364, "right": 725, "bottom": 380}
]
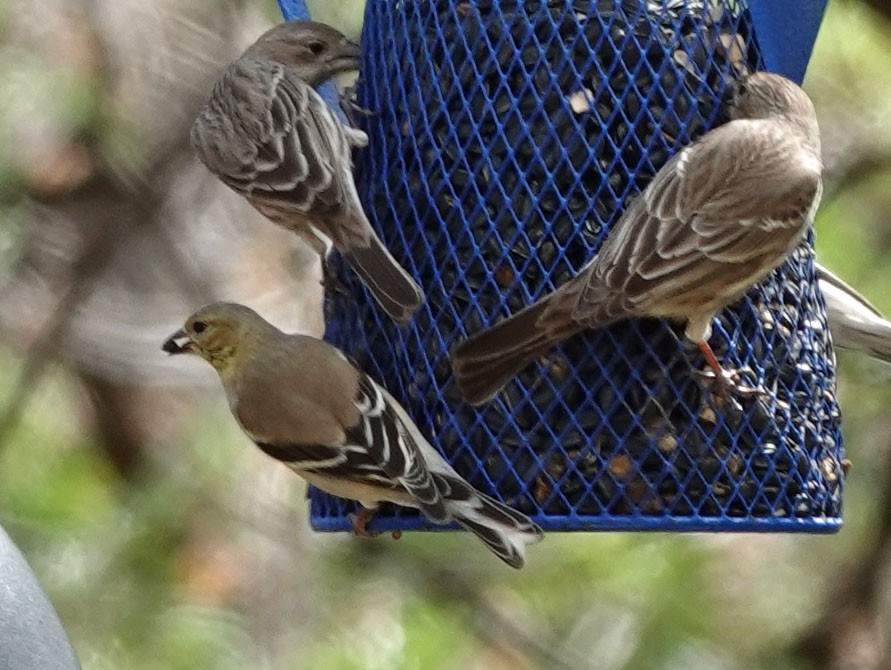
[{"left": 2, "top": 1, "right": 891, "bottom": 669}]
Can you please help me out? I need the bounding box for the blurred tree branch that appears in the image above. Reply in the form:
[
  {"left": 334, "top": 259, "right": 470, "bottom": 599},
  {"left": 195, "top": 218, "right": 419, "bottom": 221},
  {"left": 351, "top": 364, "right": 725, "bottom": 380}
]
[
  {"left": 421, "top": 570, "right": 589, "bottom": 670},
  {"left": 0, "top": 156, "right": 195, "bottom": 469},
  {"left": 791, "top": 449, "right": 891, "bottom": 670},
  {"left": 0, "top": 0, "right": 230, "bottom": 474},
  {"left": 337, "top": 542, "right": 593, "bottom": 670},
  {"left": 860, "top": 0, "right": 891, "bottom": 23},
  {"left": 824, "top": 150, "right": 891, "bottom": 202}
]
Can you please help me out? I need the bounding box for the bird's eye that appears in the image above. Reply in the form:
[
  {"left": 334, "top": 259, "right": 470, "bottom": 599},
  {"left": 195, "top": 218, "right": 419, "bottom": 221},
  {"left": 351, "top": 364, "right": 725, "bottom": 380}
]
[
  {"left": 306, "top": 41, "right": 326, "bottom": 56},
  {"left": 736, "top": 82, "right": 748, "bottom": 96},
  {"left": 192, "top": 321, "right": 207, "bottom": 334}
]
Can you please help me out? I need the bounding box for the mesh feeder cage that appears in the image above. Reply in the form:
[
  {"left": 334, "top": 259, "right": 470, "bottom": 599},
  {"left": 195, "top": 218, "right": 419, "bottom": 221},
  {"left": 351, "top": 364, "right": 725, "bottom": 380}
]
[{"left": 277, "top": 0, "right": 844, "bottom": 533}]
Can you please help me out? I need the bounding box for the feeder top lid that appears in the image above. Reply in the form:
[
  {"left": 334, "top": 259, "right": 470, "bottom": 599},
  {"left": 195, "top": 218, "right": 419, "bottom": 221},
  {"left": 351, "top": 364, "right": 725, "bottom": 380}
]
[
  {"left": 278, "top": 0, "right": 829, "bottom": 84},
  {"left": 748, "top": 0, "right": 828, "bottom": 83}
]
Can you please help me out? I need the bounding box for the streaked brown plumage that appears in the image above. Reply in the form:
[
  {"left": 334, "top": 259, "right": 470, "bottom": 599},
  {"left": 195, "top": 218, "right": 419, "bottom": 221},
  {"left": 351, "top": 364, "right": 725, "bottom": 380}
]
[
  {"left": 162, "top": 302, "right": 543, "bottom": 568},
  {"left": 191, "top": 21, "right": 424, "bottom": 323},
  {"left": 452, "top": 72, "right": 823, "bottom": 405}
]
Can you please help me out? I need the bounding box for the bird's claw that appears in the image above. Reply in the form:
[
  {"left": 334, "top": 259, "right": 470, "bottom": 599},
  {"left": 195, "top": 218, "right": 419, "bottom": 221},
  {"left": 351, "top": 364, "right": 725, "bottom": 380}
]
[
  {"left": 344, "top": 99, "right": 375, "bottom": 118},
  {"left": 339, "top": 85, "right": 376, "bottom": 125},
  {"left": 695, "top": 366, "right": 767, "bottom": 408},
  {"left": 321, "top": 261, "right": 352, "bottom": 298}
]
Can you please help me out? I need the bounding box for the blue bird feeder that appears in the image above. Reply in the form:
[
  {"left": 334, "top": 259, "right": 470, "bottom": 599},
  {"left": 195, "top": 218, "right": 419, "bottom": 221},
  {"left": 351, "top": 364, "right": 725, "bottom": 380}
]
[{"left": 278, "top": 0, "right": 842, "bottom": 534}]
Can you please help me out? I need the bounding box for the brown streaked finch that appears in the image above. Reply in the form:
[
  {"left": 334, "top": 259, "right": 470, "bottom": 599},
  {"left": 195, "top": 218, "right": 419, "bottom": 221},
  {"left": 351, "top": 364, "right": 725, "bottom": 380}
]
[
  {"left": 451, "top": 72, "right": 823, "bottom": 406},
  {"left": 162, "top": 302, "right": 543, "bottom": 568},
  {"left": 190, "top": 21, "right": 424, "bottom": 324}
]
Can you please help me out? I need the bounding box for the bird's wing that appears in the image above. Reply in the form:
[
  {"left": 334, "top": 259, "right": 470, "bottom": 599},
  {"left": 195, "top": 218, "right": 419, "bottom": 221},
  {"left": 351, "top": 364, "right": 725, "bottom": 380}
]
[
  {"left": 561, "top": 118, "right": 821, "bottom": 325},
  {"left": 191, "top": 59, "right": 368, "bottom": 247},
  {"left": 346, "top": 374, "right": 450, "bottom": 522},
  {"left": 251, "top": 372, "right": 449, "bottom": 524}
]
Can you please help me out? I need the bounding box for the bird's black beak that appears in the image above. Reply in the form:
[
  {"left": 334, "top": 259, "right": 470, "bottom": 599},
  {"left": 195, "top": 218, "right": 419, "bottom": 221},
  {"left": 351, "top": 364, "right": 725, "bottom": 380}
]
[
  {"left": 329, "top": 39, "right": 361, "bottom": 74},
  {"left": 717, "top": 85, "right": 737, "bottom": 124},
  {"left": 162, "top": 329, "right": 194, "bottom": 355},
  {"left": 720, "top": 82, "right": 737, "bottom": 107}
]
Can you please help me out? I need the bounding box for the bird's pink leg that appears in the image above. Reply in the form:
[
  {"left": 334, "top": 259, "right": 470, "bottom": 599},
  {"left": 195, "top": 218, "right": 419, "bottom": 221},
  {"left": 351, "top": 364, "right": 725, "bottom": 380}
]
[
  {"left": 349, "top": 508, "right": 378, "bottom": 538},
  {"left": 698, "top": 340, "right": 725, "bottom": 377},
  {"left": 697, "top": 340, "right": 759, "bottom": 404}
]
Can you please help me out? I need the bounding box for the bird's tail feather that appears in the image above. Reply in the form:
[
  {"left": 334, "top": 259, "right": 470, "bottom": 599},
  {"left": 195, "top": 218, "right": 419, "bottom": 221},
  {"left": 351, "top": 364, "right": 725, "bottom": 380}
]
[
  {"left": 345, "top": 234, "right": 425, "bottom": 324},
  {"left": 817, "top": 264, "right": 891, "bottom": 364},
  {"left": 833, "top": 319, "right": 891, "bottom": 364},
  {"left": 444, "top": 486, "right": 543, "bottom": 569},
  {"left": 451, "top": 299, "right": 575, "bottom": 405}
]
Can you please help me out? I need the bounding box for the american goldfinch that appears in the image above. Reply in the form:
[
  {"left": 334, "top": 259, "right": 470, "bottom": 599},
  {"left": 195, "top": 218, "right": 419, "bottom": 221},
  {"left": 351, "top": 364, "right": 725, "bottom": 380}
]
[
  {"left": 162, "top": 302, "right": 543, "bottom": 568},
  {"left": 817, "top": 262, "right": 891, "bottom": 365},
  {"left": 452, "top": 72, "right": 822, "bottom": 405},
  {"left": 190, "top": 21, "right": 424, "bottom": 324}
]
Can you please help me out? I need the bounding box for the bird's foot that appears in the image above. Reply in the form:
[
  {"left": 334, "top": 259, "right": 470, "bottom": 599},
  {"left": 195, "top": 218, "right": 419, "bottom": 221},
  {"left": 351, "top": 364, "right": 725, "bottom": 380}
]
[
  {"left": 321, "top": 261, "right": 352, "bottom": 298},
  {"left": 339, "top": 85, "right": 376, "bottom": 125},
  {"left": 695, "top": 365, "right": 765, "bottom": 408},
  {"left": 321, "top": 268, "right": 355, "bottom": 325},
  {"left": 693, "top": 340, "right": 766, "bottom": 407},
  {"left": 349, "top": 508, "right": 379, "bottom": 538}
]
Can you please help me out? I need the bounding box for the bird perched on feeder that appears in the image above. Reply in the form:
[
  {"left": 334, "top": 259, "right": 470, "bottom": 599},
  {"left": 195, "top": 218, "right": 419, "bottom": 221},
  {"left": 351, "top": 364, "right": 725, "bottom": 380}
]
[
  {"left": 190, "top": 21, "right": 424, "bottom": 324},
  {"left": 817, "top": 263, "right": 891, "bottom": 365},
  {"left": 162, "top": 302, "right": 543, "bottom": 568},
  {"left": 452, "top": 71, "right": 822, "bottom": 405}
]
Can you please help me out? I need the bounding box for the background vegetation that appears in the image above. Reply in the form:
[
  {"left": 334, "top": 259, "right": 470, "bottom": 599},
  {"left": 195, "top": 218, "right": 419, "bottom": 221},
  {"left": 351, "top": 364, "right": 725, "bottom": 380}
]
[{"left": 1, "top": 0, "right": 891, "bottom": 668}]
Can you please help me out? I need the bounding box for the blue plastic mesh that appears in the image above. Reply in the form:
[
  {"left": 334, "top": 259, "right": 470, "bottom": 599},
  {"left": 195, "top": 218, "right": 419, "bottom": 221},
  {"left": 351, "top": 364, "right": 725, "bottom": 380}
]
[{"left": 289, "top": 0, "right": 843, "bottom": 533}]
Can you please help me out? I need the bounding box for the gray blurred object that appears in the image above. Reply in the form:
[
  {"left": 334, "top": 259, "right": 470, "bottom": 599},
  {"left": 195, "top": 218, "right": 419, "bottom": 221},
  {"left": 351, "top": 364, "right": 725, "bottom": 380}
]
[
  {"left": 817, "top": 262, "right": 891, "bottom": 364},
  {"left": 0, "top": 524, "right": 80, "bottom": 670}
]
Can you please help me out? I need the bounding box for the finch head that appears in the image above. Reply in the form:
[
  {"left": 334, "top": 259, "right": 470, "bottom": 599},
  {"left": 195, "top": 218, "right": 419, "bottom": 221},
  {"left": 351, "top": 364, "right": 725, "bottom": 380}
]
[
  {"left": 724, "top": 72, "right": 812, "bottom": 119},
  {"left": 162, "top": 303, "right": 272, "bottom": 374},
  {"left": 723, "top": 72, "right": 818, "bottom": 145},
  {"left": 245, "top": 20, "right": 361, "bottom": 87}
]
